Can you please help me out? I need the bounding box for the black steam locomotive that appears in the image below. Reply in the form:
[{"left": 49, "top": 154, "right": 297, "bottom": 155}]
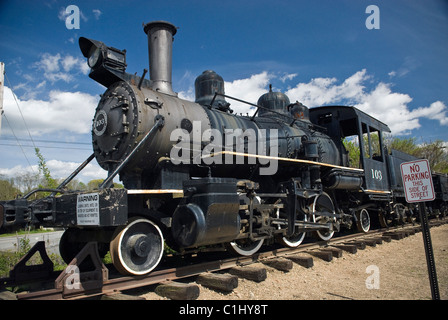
[{"left": 1, "top": 21, "right": 447, "bottom": 276}]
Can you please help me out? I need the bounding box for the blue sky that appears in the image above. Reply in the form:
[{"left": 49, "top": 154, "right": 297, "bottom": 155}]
[{"left": 1, "top": 0, "right": 447, "bottom": 184}]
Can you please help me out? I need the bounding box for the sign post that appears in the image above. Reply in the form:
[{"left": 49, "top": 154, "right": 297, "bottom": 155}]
[{"left": 400, "top": 159, "right": 439, "bottom": 300}]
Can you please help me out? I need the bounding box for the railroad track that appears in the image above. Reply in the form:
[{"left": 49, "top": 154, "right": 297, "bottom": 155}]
[{"left": 2, "top": 218, "right": 446, "bottom": 300}]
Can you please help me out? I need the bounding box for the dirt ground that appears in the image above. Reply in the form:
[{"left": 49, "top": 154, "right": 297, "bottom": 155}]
[{"left": 140, "top": 223, "right": 448, "bottom": 300}]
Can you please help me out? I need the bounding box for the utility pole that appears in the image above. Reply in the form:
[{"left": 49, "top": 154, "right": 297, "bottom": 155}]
[{"left": 0, "top": 62, "right": 4, "bottom": 131}]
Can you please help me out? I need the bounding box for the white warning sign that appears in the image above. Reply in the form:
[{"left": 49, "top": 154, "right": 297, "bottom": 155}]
[
  {"left": 76, "top": 193, "right": 100, "bottom": 225},
  {"left": 400, "top": 159, "right": 435, "bottom": 203}
]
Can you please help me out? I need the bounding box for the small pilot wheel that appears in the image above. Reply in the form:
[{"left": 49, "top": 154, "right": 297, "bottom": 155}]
[
  {"left": 59, "top": 228, "right": 109, "bottom": 270},
  {"left": 356, "top": 208, "right": 371, "bottom": 233},
  {"left": 110, "top": 217, "right": 164, "bottom": 276},
  {"left": 59, "top": 228, "right": 86, "bottom": 264},
  {"left": 310, "top": 193, "right": 336, "bottom": 241}
]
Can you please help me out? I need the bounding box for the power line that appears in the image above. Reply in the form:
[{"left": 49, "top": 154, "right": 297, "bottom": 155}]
[
  {"left": 0, "top": 136, "right": 91, "bottom": 145},
  {"left": 1, "top": 112, "right": 35, "bottom": 170},
  {"left": 4, "top": 72, "right": 38, "bottom": 151},
  {"left": 0, "top": 142, "right": 91, "bottom": 151}
]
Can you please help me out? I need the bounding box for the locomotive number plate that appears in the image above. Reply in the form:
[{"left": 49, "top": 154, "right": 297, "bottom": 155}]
[{"left": 77, "top": 192, "right": 100, "bottom": 225}]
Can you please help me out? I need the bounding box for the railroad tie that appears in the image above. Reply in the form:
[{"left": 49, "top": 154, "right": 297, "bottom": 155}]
[
  {"left": 382, "top": 232, "right": 405, "bottom": 240},
  {"left": 331, "top": 244, "right": 357, "bottom": 254},
  {"left": 196, "top": 273, "right": 238, "bottom": 292},
  {"left": 101, "top": 293, "right": 145, "bottom": 300},
  {"left": 262, "top": 257, "right": 294, "bottom": 272},
  {"left": 322, "top": 247, "right": 343, "bottom": 258},
  {"left": 367, "top": 237, "right": 384, "bottom": 245},
  {"left": 361, "top": 239, "right": 377, "bottom": 247},
  {"left": 308, "top": 249, "right": 333, "bottom": 262},
  {"left": 346, "top": 241, "right": 366, "bottom": 250},
  {"left": 286, "top": 254, "right": 314, "bottom": 268},
  {"left": 229, "top": 266, "right": 267, "bottom": 283},
  {"left": 155, "top": 281, "right": 200, "bottom": 300}
]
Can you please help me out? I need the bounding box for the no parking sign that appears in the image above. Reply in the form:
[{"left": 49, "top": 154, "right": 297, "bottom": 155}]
[
  {"left": 400, "top": 158, "right": 439, "bottom": 300},
  {"left": 400, "top": 159, "right": 435, "bottom": 203}
]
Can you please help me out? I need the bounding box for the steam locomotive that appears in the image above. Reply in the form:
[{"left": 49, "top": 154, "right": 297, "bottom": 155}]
[{"left": 1, "top": 21, "right": 447, "bottom": 276}]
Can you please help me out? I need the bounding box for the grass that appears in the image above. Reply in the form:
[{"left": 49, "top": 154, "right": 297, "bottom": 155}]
[
  {"left": 0, "top": 227, "right": 57, "bottom": 238},
  {"left": 0, "top": 231, "right": 67, "bottom": 279}
]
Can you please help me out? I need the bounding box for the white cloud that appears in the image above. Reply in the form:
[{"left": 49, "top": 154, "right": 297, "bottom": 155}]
[
  {"left": 225, "top": 71, "right": 271, "bottom": 114},
  {"left": 92, "top": 9, "right": 102, "bottom": 20},
  {"left": 38, "top": 53, "right": 61, "bottom": 73},
  {"left": 46, "top": 160, "right": 107, "bottom": 181},
  {"left": 34, "top": 53, "right": 88, "bottom": 83},
  {"left": 279, "top": 73, "right": 298, "bottom": 83},
  {"left": 61, "top": 55, "right": 78, "bottom": 72},
  {"left": 0, "top": 161, "right": 107, "bottom": 184},
  {"left": 3, "top": 86, "right": 99, "bottom": 136},
  {"left": 410, "top": 101, "right": 448, "bottom": 126},
  {"left": 0, "top": 165, "right": 37, "bottom": 178},
  {"left": 286, "top": 69, "right": 368, "bottom": 107},
  {"left": 285, "top": 70, "right": 447, "bottom": 135}
]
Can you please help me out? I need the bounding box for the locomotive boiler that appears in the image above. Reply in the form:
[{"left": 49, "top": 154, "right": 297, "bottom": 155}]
[{"left": 1, "top": 21, "right": 446, "bottom": 276}]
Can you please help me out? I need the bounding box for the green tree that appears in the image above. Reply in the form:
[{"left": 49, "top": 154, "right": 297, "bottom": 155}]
[
  {"left": 388, "top": 137, "right": 420, "bottom": 156},
  {"left": 343, "top": 138, "right": 361, "bottom": 168},
  {"left": 345, "top": 135, "right": 448, "bottom": 174},
  {"left": 0, "top": 175, "right": 20, "bottom": 200},
  {"left": 87, "top": 179, "right": 104, "bottom": 191},
  {"left": 418, "top": 140, "right": 448, "bottom": 174},
  {"left": 35, "top": 147, "right": 57, "bottom": 189}
]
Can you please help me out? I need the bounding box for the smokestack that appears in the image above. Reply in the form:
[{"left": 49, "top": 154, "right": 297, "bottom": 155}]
[{"left": 143, "top": 21, "right": 178, "bottom": 96}]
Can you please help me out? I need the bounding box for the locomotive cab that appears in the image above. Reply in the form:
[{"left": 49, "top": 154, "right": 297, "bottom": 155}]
[{"left": 309, "top": 106, "right": 391, "bottom": 195}]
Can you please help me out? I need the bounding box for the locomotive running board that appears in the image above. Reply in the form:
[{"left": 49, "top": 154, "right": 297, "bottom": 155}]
[
  {"left": 127, "top": 189, "right": 184, "bottom": 197},
  {"left": 203, "top": 150, "right": 364, "bottom": 172}
]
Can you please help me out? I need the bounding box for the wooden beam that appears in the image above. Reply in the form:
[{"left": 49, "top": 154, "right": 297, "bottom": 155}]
[
  {"left": 155, "top": 281, "right": 200, "bottom": 300},
  {"left": 196, "top": 273, "right": 238, "bottom": 292},
  {"left": 229, "top": 266, "right": 267, "bottom": 283}
]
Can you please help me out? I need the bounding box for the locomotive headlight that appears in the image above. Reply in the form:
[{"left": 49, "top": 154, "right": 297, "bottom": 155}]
[
  {"left": 87, "top": 46, "right": 102, "bottom": 68},
  {"left": 79, "top": 37, "right": 126, "bottom": 71},
  {"left": 79, "top": 37, "right": 127, "bottom": 86},
  {"left": 79, "top": 37, "right": 106, "bottom": 70}
]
